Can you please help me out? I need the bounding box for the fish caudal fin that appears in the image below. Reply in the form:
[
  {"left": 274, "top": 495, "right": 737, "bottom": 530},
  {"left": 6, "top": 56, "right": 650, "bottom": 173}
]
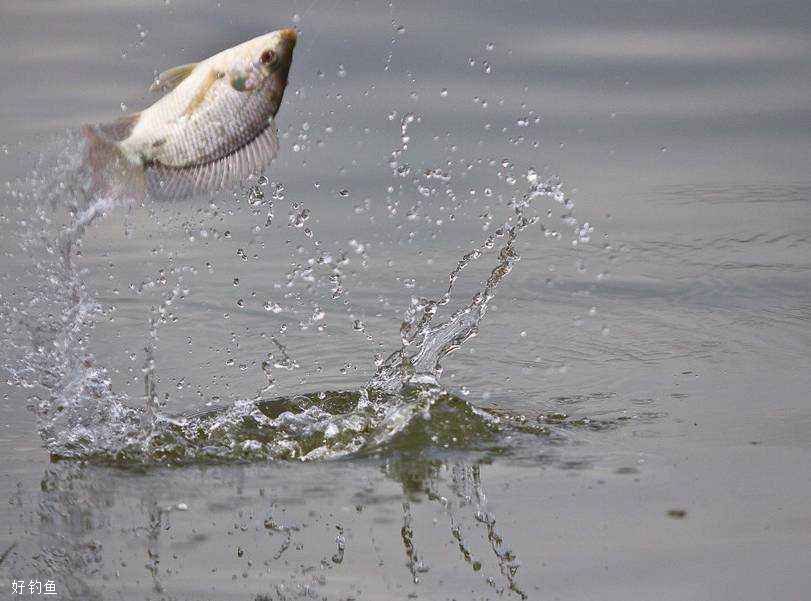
[
  {"left": 81, "top": 124, "right": 148, "bottom": 204},
  {"left": 145, "top": 121, "right": 279, "bottom": 201}
]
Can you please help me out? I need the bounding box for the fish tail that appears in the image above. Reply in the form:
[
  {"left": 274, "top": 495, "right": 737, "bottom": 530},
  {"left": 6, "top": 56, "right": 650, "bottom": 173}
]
[
  {"left": 80, "top": 124, "right": 147, "bottom": 204},
  {"left": 56, "top": 126, "right": 145, "bottom": 269}
]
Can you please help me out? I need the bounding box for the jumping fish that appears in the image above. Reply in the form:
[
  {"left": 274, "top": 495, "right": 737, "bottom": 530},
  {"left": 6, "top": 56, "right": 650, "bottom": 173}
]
[{"left": 82, "top": 28, "right": 297, "bottom": 201}]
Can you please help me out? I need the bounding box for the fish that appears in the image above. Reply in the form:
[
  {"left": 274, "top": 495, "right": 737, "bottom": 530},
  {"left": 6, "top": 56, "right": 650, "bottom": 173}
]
[{"left": 82, "top": 28, "right": 297, "bottom": 201}]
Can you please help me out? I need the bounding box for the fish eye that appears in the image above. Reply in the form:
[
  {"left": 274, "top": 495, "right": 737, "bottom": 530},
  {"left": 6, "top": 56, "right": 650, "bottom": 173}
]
[{"left": 260, "top": 49, "right": 277, "bottom": 66}]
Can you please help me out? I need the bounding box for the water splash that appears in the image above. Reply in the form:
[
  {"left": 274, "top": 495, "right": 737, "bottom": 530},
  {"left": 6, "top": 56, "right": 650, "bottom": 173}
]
[
  {"left": 2, "top": 119, "right": 597, "bottom": 468},
  {"left": 369, "top": 178, "right": 570, "bottom": 392}
]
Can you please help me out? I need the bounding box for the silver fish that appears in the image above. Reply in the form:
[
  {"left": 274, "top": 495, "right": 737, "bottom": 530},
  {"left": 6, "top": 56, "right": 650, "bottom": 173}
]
[{"left": 82, "top": 28, "right": 297, "bottom": 200}]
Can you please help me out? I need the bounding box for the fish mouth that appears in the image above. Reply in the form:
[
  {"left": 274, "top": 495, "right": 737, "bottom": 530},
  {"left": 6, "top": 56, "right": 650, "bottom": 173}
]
[
  {"left": 278, "top": 27, "right": 298, "bottom": 48},
  {"left": 275, "top": 27, "right": 297, "bottom": 62},
  {"left": 273, "top": 27, "right": 297, "bottom": 71},
  {"left": 266, "top": 28, "right": 297, "bottom": 114}
]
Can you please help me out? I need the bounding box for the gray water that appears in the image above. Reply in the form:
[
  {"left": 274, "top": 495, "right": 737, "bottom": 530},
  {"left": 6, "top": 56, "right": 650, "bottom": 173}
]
[{"left": 1, "top": 0, "right": 810, "bottom": 599}]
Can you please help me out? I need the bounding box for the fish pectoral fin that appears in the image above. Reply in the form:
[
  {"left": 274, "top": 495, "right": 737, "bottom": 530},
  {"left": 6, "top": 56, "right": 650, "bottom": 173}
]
[
  {"left": 182, "top": 70, "right": 224, "bottom": 117},
  {"left": 145, "top": 120, "right": 279, "bottom": 201},
  {"left": 149, "top": 62, "right": 198, "bottom": 93}
]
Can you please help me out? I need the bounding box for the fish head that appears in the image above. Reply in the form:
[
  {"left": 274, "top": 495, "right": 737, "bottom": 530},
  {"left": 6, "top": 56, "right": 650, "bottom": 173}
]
[{"left": 228, "top": 28, "right": 297, "bottom": 113}]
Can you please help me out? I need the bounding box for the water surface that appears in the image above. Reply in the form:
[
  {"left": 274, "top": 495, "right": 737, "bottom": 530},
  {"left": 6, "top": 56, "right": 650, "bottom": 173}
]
[{"left": 1, "top": 0, "right": 810, "bottom": 599}]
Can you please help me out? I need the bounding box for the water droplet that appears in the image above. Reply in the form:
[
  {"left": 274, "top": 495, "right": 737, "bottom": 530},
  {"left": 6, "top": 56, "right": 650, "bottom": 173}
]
[
  {"left": 440, "top": 88, "right": 448, "bottom": 98},
  {"left": 264, "top": 301, "right": 282, "bottom": 313}
]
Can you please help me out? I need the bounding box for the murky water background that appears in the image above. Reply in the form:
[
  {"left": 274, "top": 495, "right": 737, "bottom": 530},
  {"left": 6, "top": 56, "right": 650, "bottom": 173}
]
[{"left": 1, "top": 0, "right": 810, "bottom": 599}]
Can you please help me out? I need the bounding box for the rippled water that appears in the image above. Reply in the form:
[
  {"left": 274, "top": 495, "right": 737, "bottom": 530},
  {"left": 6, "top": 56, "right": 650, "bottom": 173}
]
[{"left": 1, "top": 1, "right": 810, "bottom": 599}]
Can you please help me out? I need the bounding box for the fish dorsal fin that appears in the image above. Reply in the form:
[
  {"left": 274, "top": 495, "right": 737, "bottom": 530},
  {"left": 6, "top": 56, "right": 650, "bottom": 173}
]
[{"left": 149, "top": 62, "right": 198, "bottom": 93}]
